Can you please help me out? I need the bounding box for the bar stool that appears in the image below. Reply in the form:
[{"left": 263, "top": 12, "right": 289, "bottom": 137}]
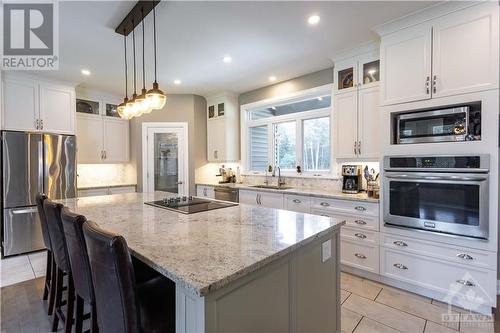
[
  {"left": 83, "top": 220, "right": 175, "bottom": 333},
  {"left": 35, "top": 193, "right": 56, "bottom": 314},
  {"left": 60, "top": 208, "right": 98, "bottom": 333},
  {"left": 43, "top": 200, "right": 75, "bottom": 333}
]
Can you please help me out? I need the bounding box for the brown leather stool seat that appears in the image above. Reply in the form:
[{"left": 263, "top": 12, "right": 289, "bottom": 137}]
[{"left": 83, "top": 220, "right": 175, "bottom": 333}]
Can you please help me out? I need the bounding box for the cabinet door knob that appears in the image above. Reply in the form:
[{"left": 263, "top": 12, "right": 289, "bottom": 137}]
[
  {"left": 457, "top": 253, "right": 474, "bottom": 260},
  {"left": 355, "top": 206, "right": 366, "bottom": 212},
  {"left": 357, "top": 141, "right": 361, "bottom": 155},
  {"left": 35, "top": 119, "right": 39, "bottom": 130},
  {"left": 456, "top": 279, "right": 475, "bottom": 287},
  {"left": 426, "top": 76, "right": 430, "bottom": 94},
  {"left": 354, "top": 220, "right": 367, "bottom": 225},
  {"left": 393, "top": 263, "right": 408, "bottom": 270},
  {"left": 354, "top": 233, "right": 367, "bottom": 239},
  {"left": 433, "top": 75, "right": 437, "bottom": 94},
  {"left": 353, "top": 141, "right": 357, "bottom": 155},
  {"left": 393, "top": 240, "right": 408, "bottom": 247},
  {"left": 354, "top": 253, "right": 366, "bottom": 259},
  {"left": 320, "top": 202, "right": 330, "bottom": 207},
  {"left": 292, "top": 199, "right": 301, "bottom": 204},
  {"left": 40, "top": 119, "right": 43, "bottom": 130}
]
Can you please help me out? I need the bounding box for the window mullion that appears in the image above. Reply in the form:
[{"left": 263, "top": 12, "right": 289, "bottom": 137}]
[{"left": 296, "top": 119, "right": 302, "bottom": 172}]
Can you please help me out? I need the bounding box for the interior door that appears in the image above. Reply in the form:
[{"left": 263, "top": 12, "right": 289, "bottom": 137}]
[
  {"left": 357, "top": 86, "right": 380, "bottom": 159},
  {"left": 380, "top": 23, "right": 432, "bottom": 105},
  {"left": 432, "top": 4, "right": 499, "bottom": 98},
  {"left": 334, "top": 90, "right": 358, "bottom": 159},
  {"left": 39, "top": 82, "right": 75, "bottom": 134},
  {"left": 146, "top": 126, "right": 187, "bottom": 195}
]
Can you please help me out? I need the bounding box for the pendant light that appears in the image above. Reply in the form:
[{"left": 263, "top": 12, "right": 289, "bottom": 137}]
[
  {"left": 126, "top": 19, "right": 141, "bottom": 117},
  {"left": 117, "top": 30, "right": 131, "bottom": 119},
  {"left": 146, "top": 6, "right": 166, "bottom": 110},
  {"left": 135, "top": 8, "right": 152, "bottom": 114}
]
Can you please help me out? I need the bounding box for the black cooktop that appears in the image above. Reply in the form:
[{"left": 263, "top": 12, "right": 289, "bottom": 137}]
[{"left": 145, "top": 196, "right": 238, "bottom": 214}]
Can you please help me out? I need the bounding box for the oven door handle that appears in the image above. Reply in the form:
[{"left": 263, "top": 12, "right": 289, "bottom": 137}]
[{"left": 385, "top": 174, "right": 488, "bottom": 182}]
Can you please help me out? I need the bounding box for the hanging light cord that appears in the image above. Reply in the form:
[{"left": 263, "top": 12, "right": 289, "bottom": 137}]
[
  {"left": 132, "top": 19, "right": 137, "bottom": 94},
  {"left": 123, "top": 31, "right": 128, "bottom": 98},
  {"left": 153, "top": 6, "right": 157, "bottom": 83},
  {"left": 141, "top": 8, "right": 146, "bottom": 90}
]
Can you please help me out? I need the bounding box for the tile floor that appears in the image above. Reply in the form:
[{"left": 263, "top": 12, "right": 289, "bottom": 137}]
[
  {"left": 0, "top": 251, "right": 47, "bottom": 288},
  {"left": 0, "top": 253, "right": 498, "bottom": 333}
]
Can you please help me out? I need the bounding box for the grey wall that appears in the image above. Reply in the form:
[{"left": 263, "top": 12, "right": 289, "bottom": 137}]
[
  {"left": 238, "top": 68, "right": 333, "bottom": 106},
  {"left": 130, "top": 94, "right": 207, "bottom": 194}
]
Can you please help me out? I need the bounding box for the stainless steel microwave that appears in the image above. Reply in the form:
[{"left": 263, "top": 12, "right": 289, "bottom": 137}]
[
  {"left": 396, "top": 106, "right": 472, "bottom": 144},
  {"left": 383, "top": 155, "right": 489, "bottom": 240}
]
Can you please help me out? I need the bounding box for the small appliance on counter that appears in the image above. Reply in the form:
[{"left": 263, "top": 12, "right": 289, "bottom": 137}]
[
  {"left": 216, "top": 165, "right": 236, "bottom": 184},
  {"left": 342, "top": 165, "right": 362, "bottom": 193}
]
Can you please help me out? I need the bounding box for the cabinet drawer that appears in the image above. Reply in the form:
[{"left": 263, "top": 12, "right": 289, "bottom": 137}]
[
  {"left": 197, "top": 185, "right": 215, "bottom": 198},
  {"left": 341, "top": 239, "right": 379, "bottom": 274},
  {"left": 381, "top": 247, "right": 496, "bottom": 307},
  {"left": 109, "top": 186, "right": 136, "bottom": 195},
  {"left": 381, "top": 233, "right": 495, "bottom": 270},
  {"left": 311, "top": 197, "right": 379, "bottom": 217},
  {"left": 78, "top": 188, "right": 108, "bottom": 197},
  {"left": 284, "top": 195, "right": 311, "bottom": 213},
  {"left": 341, "top": 226, "right": 379, "bottom": 245},
  {"left": 310, "top": 210, "right": 379, "bottom": 232}
]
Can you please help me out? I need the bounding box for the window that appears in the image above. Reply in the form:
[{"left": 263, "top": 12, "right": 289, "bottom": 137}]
[
  {"left": 244, "top": 92, "right": 332, "bottom": 175},
  {"left": 274, "top": 122, "right": 296, "bottom": 170},
  {"left": 249, "top": 125, "right": 268, "bottom": 170},
  {"left": 303, "top": 117, "right": 330, "bottom": 172}
]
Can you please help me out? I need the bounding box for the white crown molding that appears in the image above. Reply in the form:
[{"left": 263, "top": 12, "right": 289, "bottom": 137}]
[
  {"left": 330, "top": 40, "right": 380, "bottom": 63},
  {"left": 373, "top": 1, "right": 482, "bottom": 37}
]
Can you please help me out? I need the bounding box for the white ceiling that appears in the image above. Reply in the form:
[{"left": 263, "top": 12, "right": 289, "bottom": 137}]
[{"left": 32, "top": 1, "right": 437, "bottom": 98}]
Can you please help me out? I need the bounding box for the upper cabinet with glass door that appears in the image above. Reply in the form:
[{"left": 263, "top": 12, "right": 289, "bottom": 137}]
[{"left": 334, "top": 50, "right": 380, "bottom": 94}]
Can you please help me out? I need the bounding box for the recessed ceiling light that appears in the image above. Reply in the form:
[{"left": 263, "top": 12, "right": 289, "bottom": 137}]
[
  {"left": 174, "top": 79, "right": 181, "bottom": 85},
  {"left": 269, "top": 76, "right": 277, "bottom": 82},
  {"left": 223, "top": 56, "right": 232, "bottom": 63},
  {"left": 271, "top": 106, "right": 277, "bottom": 110},
  {"left": 81, "top": 69, "right": 90, "bottom": 76},
  {"left": 308, "top": 15, "right": 320, "bottom": 25},
  {"left": 317, "top": 97, "right": 323, "bottom": 101}
]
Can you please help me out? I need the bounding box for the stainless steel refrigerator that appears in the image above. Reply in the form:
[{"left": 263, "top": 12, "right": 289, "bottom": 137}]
[{"left": 1, "top": 131, "right": 76, "bottom": 257}]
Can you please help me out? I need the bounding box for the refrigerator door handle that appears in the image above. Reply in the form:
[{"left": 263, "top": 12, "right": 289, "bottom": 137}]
[
  {"left": 38, "top": 140, "right": 44, "bottom": 195},
  {"left": 12, "top": 207, "right": 38, "bottom": 215}
]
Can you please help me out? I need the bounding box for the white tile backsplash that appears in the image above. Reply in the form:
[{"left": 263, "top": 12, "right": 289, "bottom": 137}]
[{"left": 77, "top": 163, "right": 137, "bottom": 188}]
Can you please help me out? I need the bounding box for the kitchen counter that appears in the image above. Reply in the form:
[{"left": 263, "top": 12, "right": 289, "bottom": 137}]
[
  {"left": 77, "top": 183, "right": 137, "bottom": 190},
  {"left": 58, "top": 191, "right": 344, "bottom": 297},
  {"left": 196, "top": 182, "right": 379, "bottom": 203},
  {"left": 58, "top": 192, "right": 344, "bottom": 332}
]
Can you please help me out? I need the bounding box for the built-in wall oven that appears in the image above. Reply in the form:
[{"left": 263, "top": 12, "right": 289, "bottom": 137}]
[{"left": 383, "top": 155, "right": 489, "bottom": 239}]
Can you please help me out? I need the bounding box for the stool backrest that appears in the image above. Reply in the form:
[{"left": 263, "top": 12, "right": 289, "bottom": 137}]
[
  {"left": 83, "top": 220, "right": 140, "bottom": 333},
  {"left": 43, "top": 200, "right": 70, "bottom": 272},
  {"left": 35, "top": 193, "right": 51, "bottom": 250},
  {"left": 60, "top": 208, "right": 95, "bottom": 304}
]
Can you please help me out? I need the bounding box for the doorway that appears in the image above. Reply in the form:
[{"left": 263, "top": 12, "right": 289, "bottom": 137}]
[{"left": 142, "top": 122, "right": 189, "bottom": 195}]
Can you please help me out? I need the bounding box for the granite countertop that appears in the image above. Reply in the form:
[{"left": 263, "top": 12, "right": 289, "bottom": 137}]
[
  {"left": 196, "top": 182, "right": 379, "bottom": 203},
  {"left": 77, "top": 183, "right": 137, "bottom": 190},
  {"left": 58, "top": 192, "right": 345, "bottom": 297}
]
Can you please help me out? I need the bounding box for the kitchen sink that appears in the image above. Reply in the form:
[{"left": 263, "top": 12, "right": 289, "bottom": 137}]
[{"left": 250, "top": 185, "right": 292, "bottom": 190}]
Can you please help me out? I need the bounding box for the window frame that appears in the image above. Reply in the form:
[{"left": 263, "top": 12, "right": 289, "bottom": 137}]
[{"left": 241, "top": 84, "right": 334, "bottom": 177}]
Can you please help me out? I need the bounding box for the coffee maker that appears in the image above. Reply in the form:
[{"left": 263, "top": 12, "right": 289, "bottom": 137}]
[{"left": 342, "top": 165, "right": 362, "bottom": 193}]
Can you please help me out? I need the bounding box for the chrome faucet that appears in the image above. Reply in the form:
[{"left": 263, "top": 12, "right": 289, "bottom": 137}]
[{"left": 277, "top": 167, "right": 286, "bottom": 187}]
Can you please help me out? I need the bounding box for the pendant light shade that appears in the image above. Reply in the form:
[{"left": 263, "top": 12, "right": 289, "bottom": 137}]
[{"left": 146, "top": 6, "right": 166, "bottom": 110}]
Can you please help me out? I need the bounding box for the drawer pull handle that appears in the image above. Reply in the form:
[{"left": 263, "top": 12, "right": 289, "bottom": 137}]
[
  {"left": 354, "top": 220, "right": 367, "bottom": 225},
  {"left": 292, "top": 199, "right": 301, "bottom": 204},
  {"left": 355, "top": 206, "right": 366, "bottom": 212},
  {"left": 457, "top": 253, "right": 474, "bottom": 260},
  {"left": 456, "top": 279, "right": 475, "bottom": 287},
  {"left": 393, "top": 241, "right": 408, "bottom": 247},
  {"left": 354, "top": 233, "right": 367, "bottom": 239},
  {"left": 393, "top": 263, "right": 408, "bottom": 270},
  {"left": 354, "top": 253, "right": 366, "bottom": 259},
  {"left": 320, "top": 202, "right": 330, "bottom": 207}
]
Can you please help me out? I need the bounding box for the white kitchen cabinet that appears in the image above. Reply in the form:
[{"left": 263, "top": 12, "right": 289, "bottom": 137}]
[
  {"left": 334, "top": 50, "right": 379, "bottom": 94},
  {"left": 380, "top": 2, "right": 498, "bottom": 105},
  {"left": 2, "top": 76, "right": 75, "bottom": 133},
  {"left": 103, "top": 117, "right": 129, "bottom": 162},
  {"left": 206, "top": 92, "right": 239, "bottom": 162},
  {"left": 78, "top": 185, "right": 136, "bottom": 197},
  {"left": 341, "top": 239, "right": 380, "bottom": 274},
  {"left": 196, "top": 185, "right": 215, "bottom": 198},
  {"left": 432, "top": 4, "right": 499, "bottom": 98},
  {"left": 334, "top": 86, "right": 380, "bottom": 159},
  {"left": 284, "top": 195, "right": 311, "bottom": 214},
  {"left": 76, "top": 113, "right": 129, "bottom": 163},
  {"left": 39, "top": 82, "right": 75, "bottom": 134},
  {"left": 380, "top": 24, "right": 432, "bottom": 105},
  {"left": 239, "top": 190, "right": 283, "bottom": 209}
]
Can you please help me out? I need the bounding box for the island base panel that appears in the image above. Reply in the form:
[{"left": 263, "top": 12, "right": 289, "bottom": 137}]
[{"left": 175, "top": 230, "right": 341, "bottom": 333}]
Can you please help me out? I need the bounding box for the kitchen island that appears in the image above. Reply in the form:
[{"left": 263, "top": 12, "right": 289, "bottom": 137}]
[{"left": 59, "top": 192, "right": 345, "bottom": 333}]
